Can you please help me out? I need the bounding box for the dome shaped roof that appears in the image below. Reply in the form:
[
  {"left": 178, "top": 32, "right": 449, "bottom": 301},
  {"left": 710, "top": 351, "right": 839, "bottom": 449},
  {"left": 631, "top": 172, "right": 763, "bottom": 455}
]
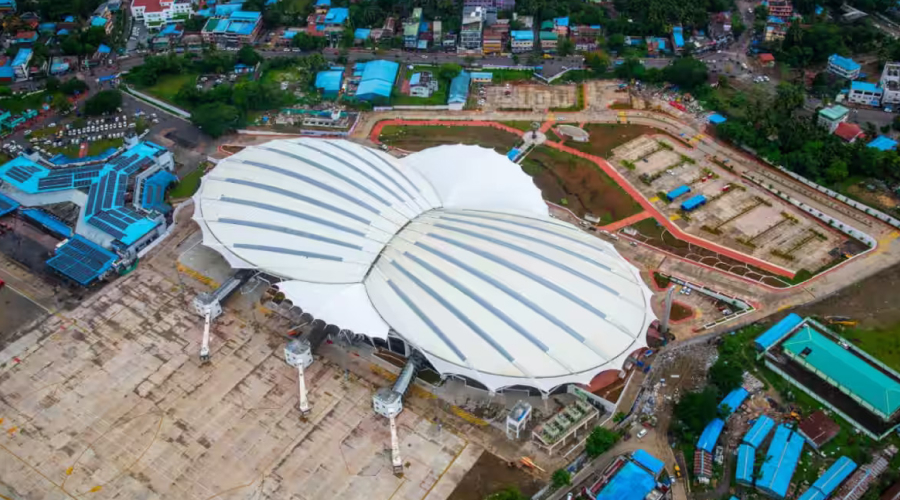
[{"left": 194, "top": 138, "right": 655, "bottom": 392}]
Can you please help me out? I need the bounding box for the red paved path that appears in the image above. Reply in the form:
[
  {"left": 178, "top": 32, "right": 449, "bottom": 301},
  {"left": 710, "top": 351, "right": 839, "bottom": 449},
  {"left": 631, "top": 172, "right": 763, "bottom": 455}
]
[
  {"left": 369, "top": 118, "right": 797, "bottom": 279},
  {"left": 77, "top": 142, "right": 88, "bottom": 158},
  {"left": 600, "top": 211, "right": 652, "bottom": 232}
]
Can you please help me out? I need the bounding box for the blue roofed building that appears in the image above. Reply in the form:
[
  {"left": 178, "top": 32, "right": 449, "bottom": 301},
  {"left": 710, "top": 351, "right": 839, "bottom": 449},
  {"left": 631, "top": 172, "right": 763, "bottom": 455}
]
[
  {"left": 315, "top": 69, "right": 343, "bottom": 98},
  {"left": 11, "top": 48, "right": 32, "bottom": 81},
  {"left": 754, "top": 313, "right": 803, "bottom": 351},
  {"left": 697, "top": 418, "right": 725, "bottom": 453},
  {"left": 757, "top": 425, "right": 805, "bottom": 498},
  {"left": 39, "top": 22, "right": 57, "bottom": 33},
  {"left": 736, "top": 443, "right": 755, "bottom": 486},
  {"left": 593, "top": 460, "right": 658, "bottom": 500},
  {"left": 848, "top": 81, "right": 884, "bottom": 106},
  {"left": 354, "top": 60, "right": 398, "bottom": 102},
  {"left": 720, "top": 387, "right": 749, "bottom": 415},
  {"left": 201, "top": 10, "right": 262, "bottom": 46},
  {"left": 868, "top": 135, "right": 898, "bottom": 151},
  {"left": 315, "top": 0, "right": 329, "bottom": 5},
  {"left": 828, "top": 54, "right": 862, "bottom": 80},
  {"left": 743, "top": 415, "right": 775, "bottom": 448},
  {"left": 448, "top": 70, "right": 471, "bottom": 110},
  {"left": 672, "top": 26, "right": 685, "bottom": 53},
  {"left": 0, "top": 191, "right": 19, "bottom": 216},
  {"left": 47, "top": 236, "right": 117, "bottom": 286},
  {"left": 709, "top": 113, "right": 727, "bottom": 124},
  {"left": 90, "top": 15, "right": 111, "bottom": 33},
  {"left": 631, "top": 449, "right": 664, "bottom": 477},
  {"left": 354, "top": 28, "right": 371, "bottom": 42},
  {"left": 21, "top": 208, "right": 74, "bottom": 238},
  {"left": 511, "top": 30, "right": 534, "bottom": 52},
  {"left": 0, "top": 0, "right": 15, "bottom": 11},
  {"left": 324, "top": 7, "right": 348, "bottom": 25},
  {"left": 798, "top": 456, "right": 857, "bottom": 500}
]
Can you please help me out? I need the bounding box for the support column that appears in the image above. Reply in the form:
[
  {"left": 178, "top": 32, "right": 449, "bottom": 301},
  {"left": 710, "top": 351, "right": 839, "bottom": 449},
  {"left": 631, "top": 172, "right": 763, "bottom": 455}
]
[
  {"left": 297, "top": 364, "right": 310, "bottom": 416},
  {"left": 390, "top": 415, "right": 403, "bottom": 476}
]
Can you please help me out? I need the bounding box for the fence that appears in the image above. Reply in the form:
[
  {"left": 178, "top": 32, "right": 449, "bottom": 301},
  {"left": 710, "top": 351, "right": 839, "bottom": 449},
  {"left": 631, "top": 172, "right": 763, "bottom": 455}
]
[{"left": 123, "top": 86, "right": 192, "bottom": 119}]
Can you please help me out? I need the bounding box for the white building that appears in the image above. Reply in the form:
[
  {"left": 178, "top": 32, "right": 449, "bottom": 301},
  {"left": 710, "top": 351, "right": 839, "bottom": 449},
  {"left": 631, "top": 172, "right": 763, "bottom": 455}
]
[
  {"left": 881, "top": 62, "right": 900, "bottom": 106},
  {"left": 826, "top": 54, "right": 861, "bottom": 80},
  {"left": 409, "top": 72, "right": 439, "bottom": 97},
  {"left": 847, "top": 81, "right": 883, "bottom": 106},
  {"left": 131, "top": 0, "right": 193, "bottom": 28},
  {"left": 818, "top": 105, "right": 850, "bottom": 133},
  {"left": 192, "top": 139, "right": 656, "bottom": 395}
]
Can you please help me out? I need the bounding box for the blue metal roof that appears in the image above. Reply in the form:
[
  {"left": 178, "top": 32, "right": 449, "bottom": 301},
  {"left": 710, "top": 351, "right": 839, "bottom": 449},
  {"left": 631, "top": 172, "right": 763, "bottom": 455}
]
[
  {"left": 720, "top": 387, "right": 749, "bottom": 415},
  {"left": 142, "top": 170, "right": 177, "bottom": 214},
  {"left": 755, "top": 313, "right": 803, "bottom": 351},
  {"left": 57, "top": 28, "right": 69, "bottom": 36},
  {"left": 21, "top": 208, "right": 73, "bottom": 238},
  {"left": 511, "top": 30, "right": 534, "bottom": 41},
  {"left": 64, "top": 15, "right": 75, "bottom": 21},
  {"left": 0, "top": 191, "right": 18, "bottom": 216},
  {"left": 709, "top": 113, "right": 727, "bottom": 124},
  {"left": 697, "top": 418, "right": 724, "bottom": 453},
  {"left": 807, "top": 456, "right": 857, "bottom": 497},
  {"left": 91, "top": 16, "right": 108, "bottom": 27},
  {"left": 829, "top": 54, "right": 861, "bottom": 72},
  {"left": 315, "top": 0, "right": 330, "bottom": 5},
  {"left": 736, "top": 444, "right": 755, "bottom": 485},
  {"left": 851, "top": 81, "right": 881, "bottom": 93},
  {"left": 868, "top": 135, "right": 898, "bottom": 151},
  {"left": 632, "top": 449, "right": 664, "bottom": 477},
  {"left": 356, "top": 60, "right": 398, "bottom": 100},
  {"left": 409, "top": 72, "right": 421, "bottom": 85},
  {"left": 595, "top": 461, "right": 656, "bottom": 500},
  {"left": 98, "top": 43, "right": 111, "bottom": 54},
  {"left": 470, "top": 72, "right": 493, "bottom": 80},
  {"left": 315, "top": 70, "right": 342, "bottom": 93},
  {"left": 507, "top": 148, "right": 520, "bottom": 160},
  {"left": 282, "top": 28, "right": 300, "bottom": 39},
  {"left": 324, "top": 7, "right": 348, "bottom": 24},
  {"left": 11, "top": 48, "right": 31, "bottom": 67},
  {"left": 555, "top": 16, "right": 569, "bottom": 26},
  {"left": 160, "top": 24, "right": 183, "bottom": 35},
  {"left": 47, "top": 236, "right": 117, "bottom": 286},
  {"left": 757, "top": 425, "right": 804, "bottom": 498},
  {"left": 673, "top": 26, "right": 684, "bottom": 48},
  {"left": 449, "top": 71, "right": 471, "bottom": 104},
  {"left": 39, "top": 22, "right": 56, "bottom": 32},
  {"left": 354, "top": 28, "right": 370, "bottom": 39},
  {"left": 743, "top": 415, "right": 775, "bottom": 449}
]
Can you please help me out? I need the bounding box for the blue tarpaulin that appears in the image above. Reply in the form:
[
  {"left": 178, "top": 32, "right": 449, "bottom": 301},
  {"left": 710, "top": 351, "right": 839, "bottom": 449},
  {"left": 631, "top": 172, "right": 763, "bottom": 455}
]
[{"left": 709, "top": 113, "right": 727, "bottom": 124}]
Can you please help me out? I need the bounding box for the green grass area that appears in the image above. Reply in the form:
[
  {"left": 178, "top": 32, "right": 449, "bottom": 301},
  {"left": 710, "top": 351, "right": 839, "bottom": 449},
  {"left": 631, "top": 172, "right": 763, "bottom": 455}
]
[
  {"left": 169, "top": 167, "right": 204, "bottom": 199},
  {"left": 500, "top": 121, "right": 538, "bottom": 132},
  {"left": 568, "top": 123, "right": 663, "bottom": 158},
  {"left": 141, "top": 73, "right": 198, "bottom": 104},
  {"left": 842, "top": 326, "right": 900, "bottom": 372},
  {"left": 488, "top": 69, "right": 534, "bottom": 83},
  {"left": 378, "top": 124, "right": 519, "bottom": 153},
  {"left": 46, "top": 137, "right": 123, "bottom": 159},
  {"left": 392, "top": 79, "right": 449, "bottom": 106},
  {"left": 0, "top": 91, "right": 51, "bottom": 114}
]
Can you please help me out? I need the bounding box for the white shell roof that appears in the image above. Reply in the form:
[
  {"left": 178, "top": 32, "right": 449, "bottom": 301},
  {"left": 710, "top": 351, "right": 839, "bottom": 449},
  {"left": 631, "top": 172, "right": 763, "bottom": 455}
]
[{"left": 194, "top": 138, "right": 655, "bottom": 392}]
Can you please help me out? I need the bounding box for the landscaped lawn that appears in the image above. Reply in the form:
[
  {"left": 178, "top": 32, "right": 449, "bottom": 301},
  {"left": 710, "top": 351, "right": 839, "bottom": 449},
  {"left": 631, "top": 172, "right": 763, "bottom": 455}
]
[
  {"left": 521, "top": 145, "right": 643, "bottom": 224},
  {"left": 567, "top": 124, "right": 664, "bottom": 158},
  {"left": 169, "top": 167, "right": 204, "bottom": 199},
  {"left": 845, "top": 326, "right": 900, "bottom": 372},
  {"left": 0, "top": 91, "right": 52, "bottom": 114},
  {"left": 378, "top": 124, "right": 519, "bottom": 153},
  {"left": 391, "top": 79, "right": 449, "bottom": 106},
  {"left": 141, "top": 73, "right": 198, "bottom": 104},
  {"left": 87, "top": 137, "right": 124, "bottom": 156},
  {"left": 500, "top": 121, "right": 539, "bottom": 132}
]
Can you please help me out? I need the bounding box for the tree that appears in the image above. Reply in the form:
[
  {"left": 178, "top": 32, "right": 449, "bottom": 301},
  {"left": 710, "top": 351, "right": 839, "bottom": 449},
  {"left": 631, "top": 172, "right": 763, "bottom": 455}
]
[
  {"left": 190, "top": 103, "right": 244, "bottom": 137},
  {"left": 585, "top": 427, "right": 619, "bottom": 458},
  {"left": 237, "top": 45, "right": 262, "bottom": 66},
  {"left": 825, "top": 158, "right": 849, "bottom": 183},
  {"left": 558, "top": 37, "right": 575, "bottom": 57},
  {"left": 607, "top": 33, "right": 625, "bottom": 51},
  {"left": 464, "top": 55, "right": 476, "bottom": 66},
  {"left": 438, "top": 63, "right": 462, "bottom": 81},
  {"left": 45, "top": 76, "right": 60, "bottom": 92},
  {"left": 84, "top": 90, "right": 123, "bottom": 116},
  {"left": 662, "top": 57, "right": 707, "bottom": 91},
  {"left": 586, "top": 51, "right": 610, "bottom": 75},
  {"left": 672, "top": 387, "right": 719, "bottom": 440},
  {"left": 293, "top": 32, "right": 328, "bottom": 50},
  {"left": 708, "top": 359, "right": 743, "bottom": 395},
  {"left": 340, "top": 26, "right": 355, "bottom": 48},
  {"left": 551, "top": 469, "right": 571, "bottom": 488},
  {"left": 52, "top": 94, "right": 73, "bottom": 115},
  {"left": 486, "top": 487, "right": 527, "bottom": 500},
  {"left": 61, "top": 78, "right": 88, "bottom": 96}
]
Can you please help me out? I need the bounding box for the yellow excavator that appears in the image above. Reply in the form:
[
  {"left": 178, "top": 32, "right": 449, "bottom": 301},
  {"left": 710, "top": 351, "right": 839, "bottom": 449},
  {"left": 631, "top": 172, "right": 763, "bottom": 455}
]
[{"left": 825, "top": 316, "right": 859, "bottom": 327}]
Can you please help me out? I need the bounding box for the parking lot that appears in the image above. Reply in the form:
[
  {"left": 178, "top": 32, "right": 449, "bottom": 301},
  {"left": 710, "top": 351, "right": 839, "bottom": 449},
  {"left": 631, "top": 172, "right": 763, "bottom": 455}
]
[
  {"left": 612, "top": 136, "right": 849, "bottom": 273},
  {"left": 482, "top": 83, "right": 577, "bottom": 111}
]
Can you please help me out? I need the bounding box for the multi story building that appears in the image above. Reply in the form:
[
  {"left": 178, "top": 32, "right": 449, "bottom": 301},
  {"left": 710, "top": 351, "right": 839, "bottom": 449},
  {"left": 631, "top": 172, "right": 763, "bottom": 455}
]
[
  {"left": 459, "top": 6, "right": 484, "bottom": 52},
  {"left": 11, "top": 48, "right": 31, "bottom": 81},
  {"left": 827, "top": 54, "right": 861, "bottom": 80},
  {"left": 817, "top": 104, "right": 849, "bottom": 133},
  {"left": 409, "top": 72, "right": 438, "bottom": 97},
  {"left": 510, "top": 30, "right": 533, "bottom": 52},
  {"left": 572, "top": 25, "right": 601, "bottom": 51},
  {"left": 768, "top": 0, "right": 793, "bottom": 19},
  {"left": 462, "top": 0, "right": 514, "bottom": 10},
  {"left": 403, "top": 7, "right": 422, "bottom": 48},
  {"left": 672, "top": 26, "right": 684, "bottom": 53},
  {"left": 539, "top": 31, "right": 557, "bottom": 52},
  {"left": 0, "top": 0, "right": 15, "bottom": 11},
  {"left": 201, "top": 10, "right": 262, "bottom": 47},
  {"left": 880, "top": 62, "right": 900, "bottom": 106},
  {"left": 482, "top": 28, "right": 503, "bottom": 54},
  {"left": 847, "top": 81, "right": 883, "bottom": 106},
  {"left": 131, "top": 0, "right": 193, "bottom": 28}
]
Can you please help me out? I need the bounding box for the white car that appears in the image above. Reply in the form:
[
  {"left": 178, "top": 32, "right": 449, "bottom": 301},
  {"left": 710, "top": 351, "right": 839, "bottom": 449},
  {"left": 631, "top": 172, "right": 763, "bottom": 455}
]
[{"left": 637, "top": 428, "right": 648, "bottom": 439}]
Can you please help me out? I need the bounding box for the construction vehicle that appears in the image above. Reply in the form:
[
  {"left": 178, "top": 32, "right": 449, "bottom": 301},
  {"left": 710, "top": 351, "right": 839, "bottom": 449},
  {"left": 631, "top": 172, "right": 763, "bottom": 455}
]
[
  {"left": 192, "top": 270, "right": 254, "bottom": 362},
  {"left": 825, "top": 316, "right": 859, "bottom": 327},
  {"left": 519, "top": 457, "right": 545, "bottom": 472},
  {"left": 674, "top": 465, "right": 682, "bottom": 478}
]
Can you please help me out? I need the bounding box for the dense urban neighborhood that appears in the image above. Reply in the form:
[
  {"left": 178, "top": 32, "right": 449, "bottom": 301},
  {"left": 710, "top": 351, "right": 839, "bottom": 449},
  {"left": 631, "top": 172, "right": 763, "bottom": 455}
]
[{"left": 5, "top": 0, "right": 900, "bottom": 498}]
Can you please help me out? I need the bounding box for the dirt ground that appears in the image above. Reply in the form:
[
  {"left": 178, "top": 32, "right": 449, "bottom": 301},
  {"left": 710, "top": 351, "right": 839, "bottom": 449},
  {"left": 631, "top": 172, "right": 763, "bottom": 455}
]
[
  {"left": 847, "top": 184, "right": 900, "bottom": 213},
  {"left": 567, "top": 124, "right": 661, "bottom": 158},
  {"left": 378, "top": 125, "right": 519, "bottom": 153},
  {"left": 0, "top": 285, "right": 47, "bottom": 348},
  {"left": 522, "top": 145, "right": 643, "bottom": 223},
  {"left": 446, "top": 452, "right": 543, "bottom": 500}
]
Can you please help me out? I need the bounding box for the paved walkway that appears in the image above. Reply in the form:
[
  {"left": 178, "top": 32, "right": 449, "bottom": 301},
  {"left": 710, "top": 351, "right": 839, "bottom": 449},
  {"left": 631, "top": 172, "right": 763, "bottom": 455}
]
[{"left": 600, "top": 211, "right": 652, "bottom": 232}]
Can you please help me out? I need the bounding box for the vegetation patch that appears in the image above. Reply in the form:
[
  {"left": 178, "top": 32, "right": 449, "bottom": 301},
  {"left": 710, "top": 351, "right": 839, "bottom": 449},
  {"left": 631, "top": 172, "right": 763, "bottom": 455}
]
[
  {"left": 169, "top": 167, "right": 204, "bottom": 199},
  {"left": 378, "top": 124, "right": 519, "bottom": 153}
]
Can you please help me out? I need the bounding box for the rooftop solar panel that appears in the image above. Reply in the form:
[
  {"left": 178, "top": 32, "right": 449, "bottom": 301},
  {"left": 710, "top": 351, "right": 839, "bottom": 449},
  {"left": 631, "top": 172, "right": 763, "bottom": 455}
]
[{"left": 89, "top": 218, "right": 125, "bottom": 239}]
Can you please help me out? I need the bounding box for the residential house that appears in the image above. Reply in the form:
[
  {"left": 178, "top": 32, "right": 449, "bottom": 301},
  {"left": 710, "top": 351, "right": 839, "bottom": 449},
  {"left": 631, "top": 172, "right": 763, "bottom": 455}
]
[
  {"left": 382, "top": 17, "right": 396, "bottom": 36},
  {"left": 510, "top": 30, "right": 533, "bottom": 52},
  {"left": 572, "top": 25, "right": 601, "bottom": 51},
  {"left": 539, "top": 31, "right": 557, "bottom": 52},
  {"left": 409, "top": 72, "right": 439, "bottom": 97},
  {"left": 0, "top": 58, "right": 13, "bottom": 83},
  {"left": 462, "top": 0, "right": 514, "bottom": 10},
  {"left": 817, "top": 105, "right": 849, "bottom": 132},
  {"left": 880, "top": 62, "right": 900, "bottom": 106},
  {"left": 459, "top": 6, "right": 484, "bottom": 52},
  {"left": 39, "top": 23, "right": 57, "bottom": 34},
  {"left": 12, "top": 31, "right": 38, "bottom": 45},
  {"left": 671, "top": 26, "right": 684, "bottom": 53},
  {"left": 768, "top": 0, "right": 793, "bottom": 19},
  {"left": 443, "top": 33, "right": 457, "bottom": 49},
  {"left": 764, "top": 16, "right": 788, "bottom": 41},
  {"left": 482, "top": 28, "right": 503, "bottom": 54},
  {"left": 403, "top": 7, "right": 422, "bottom": 48},
  {"left": 645, "top": 36, "right": 668, "bottom": 55},
  {"left": 758, "top": 53, "right": 775, "bottom": 67},
  {"left": 131, "top": 0, "right": 193, "bottom": 28},
  {"left": 553, "top": 17, "right": 569, "bottom": 37},
  {"left": 847, "top": 80, "right": 883, "bottom": 106},
  {"left": 305, "top": 4, "right": 348, "bottom": 40},
  {"left": 90, "top": 16, "right": 113, "bottom": 35},
  {"left": 11, "top": 48, "right": 31, "bottom": 80},
  {"left": 201, "top": 10, "right": 262, "bottom": 47},
  {"left": 834, "top": 121, "right": 864, "bottom": 142},
  {"left": 183, "top": 33, "right": 202, "bottom": 51},
  {"left": 448, "top": 70, "right": 470, "bottom": 110},
  {"left": 827, "top": 54, "right": 861, "bottom": 80},
  {"left": 354, "top": 28, "right": 371, "bottom": 44},
  {"left": 433, "top": 21, "right": 441, "bottom": 46}
]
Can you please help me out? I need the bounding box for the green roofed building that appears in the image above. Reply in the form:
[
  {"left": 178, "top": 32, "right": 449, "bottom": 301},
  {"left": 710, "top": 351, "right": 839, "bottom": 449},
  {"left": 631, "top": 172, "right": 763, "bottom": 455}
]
[{"left": 818, "top": 105, "right": 850, "bottom": 133}]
